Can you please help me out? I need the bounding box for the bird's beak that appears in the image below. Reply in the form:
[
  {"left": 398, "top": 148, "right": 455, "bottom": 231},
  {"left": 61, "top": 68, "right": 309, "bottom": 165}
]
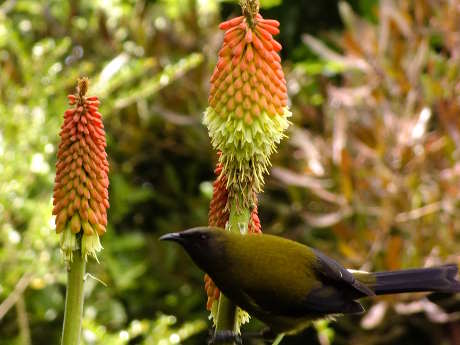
[{"left": 159, "top": 232, "right": 183, "bottom": 243}]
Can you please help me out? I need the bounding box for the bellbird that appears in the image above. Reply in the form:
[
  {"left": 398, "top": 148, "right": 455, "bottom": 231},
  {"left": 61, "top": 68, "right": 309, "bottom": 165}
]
[{"left": 160, "top": 227, "right": 460, "bottom": 338}]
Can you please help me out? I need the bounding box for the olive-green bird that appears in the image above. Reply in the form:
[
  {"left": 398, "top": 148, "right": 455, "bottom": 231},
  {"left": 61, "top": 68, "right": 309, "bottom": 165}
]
[{"left": 160, "top": 227, "right": 460, "bottom": 340}]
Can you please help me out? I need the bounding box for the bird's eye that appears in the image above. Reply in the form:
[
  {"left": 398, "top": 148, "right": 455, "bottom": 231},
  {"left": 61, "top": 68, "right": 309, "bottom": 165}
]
[{"left": 200, "top": 234, "right": 208, "bottom": 240}]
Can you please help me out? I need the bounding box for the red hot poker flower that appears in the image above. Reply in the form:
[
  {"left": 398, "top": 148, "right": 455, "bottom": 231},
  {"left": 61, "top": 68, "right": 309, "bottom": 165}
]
[
  {"left": 53, "top": 77, "right": 109, "bottom": 262},
  {"left": 203, "top": 10, "right": 291, "bottom": 208}
]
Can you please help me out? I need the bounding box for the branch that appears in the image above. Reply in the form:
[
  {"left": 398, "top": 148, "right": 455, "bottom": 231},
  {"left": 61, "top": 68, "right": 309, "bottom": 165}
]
[
  {"left": 395, "top": 202, "right": 442, "bottom": 223},
  {"left": 16, "top": 295, "right": 31, "bottom": 345},
  {"left": 0, "top": 272, "right": 33, "bottom": 320}
]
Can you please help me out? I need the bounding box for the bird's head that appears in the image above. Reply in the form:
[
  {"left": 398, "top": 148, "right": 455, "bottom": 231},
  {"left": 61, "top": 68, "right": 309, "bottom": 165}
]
[{"left": 160, "top": 227, "right": 227, "bottom": 270}]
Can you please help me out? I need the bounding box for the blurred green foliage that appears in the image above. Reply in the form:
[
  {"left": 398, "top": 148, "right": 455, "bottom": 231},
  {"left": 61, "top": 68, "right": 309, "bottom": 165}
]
[{"left": 1, "top": 0, "right": 460, "bottom": 345}]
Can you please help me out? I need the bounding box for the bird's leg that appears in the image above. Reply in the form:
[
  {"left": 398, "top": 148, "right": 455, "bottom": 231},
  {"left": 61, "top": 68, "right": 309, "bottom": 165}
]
[
  {"left": 207, "top": 328, "right": 281, "bottom": 344},
  {"left": 208, "top": 330, "right": 242, "bottom": 345},
  {"left": 241, "top": 328, "right": 277, "bottom": 342}
]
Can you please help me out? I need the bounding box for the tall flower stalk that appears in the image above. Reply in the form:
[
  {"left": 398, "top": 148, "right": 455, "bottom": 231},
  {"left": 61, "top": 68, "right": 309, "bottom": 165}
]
[
  {"left": 203, "top": 0, "right": 290, "bottom": 342},
  {"left": 53, "top": 77, "right": 109, "bottom": 345}
]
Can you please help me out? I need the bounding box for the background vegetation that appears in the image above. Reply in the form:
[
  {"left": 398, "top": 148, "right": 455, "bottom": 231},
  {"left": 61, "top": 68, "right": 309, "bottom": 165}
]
[{"left": 1, "top": 0, "right": 460, "bottom": 344}]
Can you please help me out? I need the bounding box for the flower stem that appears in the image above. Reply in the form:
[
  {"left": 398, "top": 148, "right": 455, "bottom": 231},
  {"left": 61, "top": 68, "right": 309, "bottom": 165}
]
[
  {"left": 240, "top": 0, "right": 259, "bottom": 28},
  {"left": 214, "top": 197, "right": 250, "bottom": 344},
  {"left": 61, "top": 253, "right": 86, "bottom": 345}
]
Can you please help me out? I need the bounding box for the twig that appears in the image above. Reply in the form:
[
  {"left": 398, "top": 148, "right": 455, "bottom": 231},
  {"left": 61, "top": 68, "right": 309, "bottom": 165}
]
[
  {"left": 0, "top": 0, "right": 17, "bottom": 15},
  {"left": 302, "top": 206, "right": 353, "bottom": 228},
  {"left": 0, "top": 272, "right": 33, "bottom": 320},
  {"left": 151, "top": 105, "right": 198, "bottom": 126},
  {"left": 16, "top": 295, "right": 31, "bottom": 345},
  {"left": 395, "top": 202, "right": 442, "bottom": 223},
  {"left": 302, "top": 34, "right": 370, "bottom": 71},
  {"left": 271, "top": 168, "right": 343, "bottom": 206}
]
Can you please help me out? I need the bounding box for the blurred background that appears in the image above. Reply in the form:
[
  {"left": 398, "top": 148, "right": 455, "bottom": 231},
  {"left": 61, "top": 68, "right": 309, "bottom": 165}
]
[{"left": 2, "top": 0, "right": 460, "bottom": 344}]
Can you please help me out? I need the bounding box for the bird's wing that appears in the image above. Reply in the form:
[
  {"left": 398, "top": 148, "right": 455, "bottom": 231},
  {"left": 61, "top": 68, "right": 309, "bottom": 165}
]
[
  {"left": 247, "top": 249, "right": 374, "bottom": 317},
  {"left": 237, "top": 281, "right": 365, "bottom": 318},
  {"left": 312, "top": 249, "right": 375, "bottom": 298},
  {"left": 243, "top": 286, "right": 366, "bottom": 316},
  {"left": 231, "top": 249, "right": 374, "bottom": 318}
]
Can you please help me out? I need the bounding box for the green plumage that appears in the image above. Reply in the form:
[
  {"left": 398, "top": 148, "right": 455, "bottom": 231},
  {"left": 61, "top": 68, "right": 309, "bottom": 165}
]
[
  {"left": 160, "top": 227, "right": 460, "bottom": 336},
  {"left": 215, "top": 232, "right": 321, "bottom": 334}
]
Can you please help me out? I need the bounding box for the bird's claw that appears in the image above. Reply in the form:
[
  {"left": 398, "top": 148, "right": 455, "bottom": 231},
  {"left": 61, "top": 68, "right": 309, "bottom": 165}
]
[{"left": 208, "top": 330, "right": 243, "bottom": 345}]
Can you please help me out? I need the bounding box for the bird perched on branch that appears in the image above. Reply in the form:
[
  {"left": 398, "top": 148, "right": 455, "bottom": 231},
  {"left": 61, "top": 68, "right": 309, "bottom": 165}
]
[{"left": 160, "top": 227, "right": 460, "bottom": 343}]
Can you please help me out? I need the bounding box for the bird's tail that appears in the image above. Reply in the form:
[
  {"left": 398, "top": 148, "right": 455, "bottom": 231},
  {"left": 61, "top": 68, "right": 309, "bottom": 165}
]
[{"left": 351, "top": 264, "right": 460, "bottom": 295}]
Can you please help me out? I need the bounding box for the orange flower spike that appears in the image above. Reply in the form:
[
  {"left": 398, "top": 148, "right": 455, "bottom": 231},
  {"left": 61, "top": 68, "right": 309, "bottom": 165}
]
[
  {"left": 53, "top": 77, "right": 109, "bottom": 262},
  {"left": 204, "top": 6, "right": 291, "bottom": 199}
]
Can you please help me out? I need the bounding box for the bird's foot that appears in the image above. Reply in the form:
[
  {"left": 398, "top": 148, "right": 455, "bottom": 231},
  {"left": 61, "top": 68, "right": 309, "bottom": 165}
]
[
  {"left": 239, "top": 329, "right": 277, "bottom": 342},
  {"left": 208, "top": 330, "right": 243, "bottom": 345}
]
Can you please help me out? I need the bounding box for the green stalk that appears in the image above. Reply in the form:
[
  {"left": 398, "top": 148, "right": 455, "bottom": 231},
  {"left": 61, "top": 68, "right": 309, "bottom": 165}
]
[
  {"left": 61, "top": 253, "right": 86, "bottom": 345},
  {"left": 214, "top": 197, "right": 250, "bottom": 344}
]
